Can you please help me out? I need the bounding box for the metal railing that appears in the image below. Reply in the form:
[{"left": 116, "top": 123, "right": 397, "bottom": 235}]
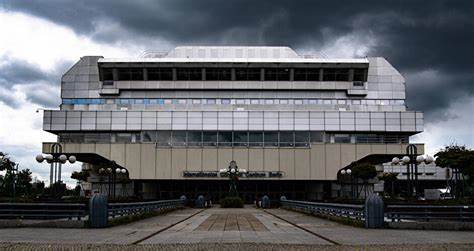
[
  {"left": 280, "top": 199, "right": 365, "bottom": 220},
  {"left": 108, "top": 199, "right": 185, "bottom": 218},
  {"left": 0, "top": 202, "right": 88, "bottom": 220},
  {"left": 386, "top": 205, "right": 474, "bottom": 222}
]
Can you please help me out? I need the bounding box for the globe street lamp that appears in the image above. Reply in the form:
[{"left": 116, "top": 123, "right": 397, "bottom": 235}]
[
  {"left": 99, "top": 161, "right": 127, "bottom": 199},
  {"left": 391, "top": 144, "right": 434, "bottom": 198},
  {"left": 219, "top": 160, "right": 247, "bottom": 197},
  {"left": 339, "top": 169, "right": 353, "bottom": 199},
  {"left": 35, "top": 143, "right": 76, "bottom": 186}
]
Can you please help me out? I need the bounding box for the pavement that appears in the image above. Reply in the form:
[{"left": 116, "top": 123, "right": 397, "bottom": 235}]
[{"left": 0, "top": 206, "right": 473, "bottom": 249}]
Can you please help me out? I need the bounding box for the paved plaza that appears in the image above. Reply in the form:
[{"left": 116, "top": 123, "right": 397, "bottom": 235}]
[{"left": 0, "top": 207, "right": 473, "bottom": 249}]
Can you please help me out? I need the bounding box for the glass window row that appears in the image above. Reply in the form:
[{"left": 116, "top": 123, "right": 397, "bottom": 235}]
[
  {"left": 100, "top": 67, "right": 367, "bottom": 82},
  {"left": 58, "top": 131, "right": 409, "bottom": 146},
  {"left": 62, "top": 98, "right": 405, "bottom": 106}
]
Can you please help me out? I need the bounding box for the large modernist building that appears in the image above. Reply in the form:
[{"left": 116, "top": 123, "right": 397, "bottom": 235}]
[{"left": 41, "top": 46, "right": 425, "bottom": 201}]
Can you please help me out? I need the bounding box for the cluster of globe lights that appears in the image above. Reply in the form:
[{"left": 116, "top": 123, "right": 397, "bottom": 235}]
[
  {"left": 219, "top": 161, "right": 247, "bottom": 175},
  {"left": 35, "top": 154, "right": 76, "bottom": 164},
  {"left": 99, "top": 167, "right": 127, "bottom": 174},
  {"left": 391, "top": 154, "right": 435, "bottom": 165}
]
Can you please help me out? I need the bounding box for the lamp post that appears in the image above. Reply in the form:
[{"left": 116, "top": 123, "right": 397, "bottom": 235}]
[
  {"left": 219, "top": 160, "right": 247, "bottom": 197},
  {"left": 391, "top": 144, "right": 434, "bottom": 198},
  {"left": 99, "top": 161, "right": 127, "bottom": 199},
  {"left": 35, "top": 143, "right": 76, "bottom": 186},
  {"left": 340, "top": 169, "right": 353, "bottom": 199}
]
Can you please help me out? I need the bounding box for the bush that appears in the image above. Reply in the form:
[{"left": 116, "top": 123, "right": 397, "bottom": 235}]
[{"left": 219, "top": 196, "right": 244, "bottom": 208}]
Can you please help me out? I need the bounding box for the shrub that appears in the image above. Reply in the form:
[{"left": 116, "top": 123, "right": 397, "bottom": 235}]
[{"left": 219, "top": 196, "right": 244, "bottom": 208}]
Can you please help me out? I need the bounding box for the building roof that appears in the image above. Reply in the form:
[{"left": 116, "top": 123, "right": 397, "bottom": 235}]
[{"left": 98, "top": 46, "right": 369, "bottom": 64}]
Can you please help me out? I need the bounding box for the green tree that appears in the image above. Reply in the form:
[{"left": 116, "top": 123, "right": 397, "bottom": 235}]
[
  {"left": 351, "top": 162, "right": 377, "bottom": 198},
  {"left": 379, "top": 172, "right": 398, "bottom": 197},
  {"left": 435, "top": 145, "right": 474, "bottom": 197},
  {"left": 0, "top": 153, "right": 33, "bottom": 199}
]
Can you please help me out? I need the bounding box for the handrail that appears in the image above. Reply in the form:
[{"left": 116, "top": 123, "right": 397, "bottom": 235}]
[{"left": 280, "top": 199, "right": 365, "bottom": 221}]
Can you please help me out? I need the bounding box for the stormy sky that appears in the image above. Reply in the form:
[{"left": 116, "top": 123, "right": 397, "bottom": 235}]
[{"left": 0, "top": 0, "right": 473, "bottom": 185}]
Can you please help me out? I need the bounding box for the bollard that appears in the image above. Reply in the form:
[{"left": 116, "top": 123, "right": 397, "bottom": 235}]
[
  {"left": 364, "top": 193, "right": 384, "bottom": 228},
  {"left": 195, "top": 195, "right": 205, "bottom": 208},
  {"left": 89, "top": 194, "right": 108, "bottom": 228},
  {"left": 180, "top": 195, "right": 187, "bottom": 206},
  {"left": 261, "top": 195, "right": 270, "bottom": 208}
]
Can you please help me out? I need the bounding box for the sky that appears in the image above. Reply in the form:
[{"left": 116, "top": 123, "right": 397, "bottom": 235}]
[{"left": 0, "top": 0, "right": 473, "bottom": 186}]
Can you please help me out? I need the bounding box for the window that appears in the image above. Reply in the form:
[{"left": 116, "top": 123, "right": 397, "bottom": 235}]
[
  {"left": 249, "top": 132, "right": 263, "bottom": 147},
  {"left": 177, "top": 68, "right": 202, "bottom": 81},
  {"left": 233, "top": 132, "right": 248, "bottom": 146},
  {"left": 295, "top": 131, "right": 309, "bottom": 147},
  {"left": 222, "top": 99, "right": 231, "bottom": 105},
  {"left": 334, "top": 134, "right": 351, "bottom": 143},
  {"left": 310, "top": 131, "right": 324, "bottom": 142},
  {"left": 116, "top": 133, "right": 133, "bottom": 143},
  {"left": 171, "top": 131, "right": 187, "bottom": 146},
  {"left": 147, "top": 68, "right": 173, "bottom": 80},
  {"left": 101, "top": 68, "right": 114, "bottom": 81},
  {"left": 187, "top": 131, "right": 202, "bottom": 146},
  {"left": 218, "top": 132, "right": 232, "bottom": 146},
  {"left": 353, "top": 68, "right": 367, "bottom": 82},
  {"left": 156, "top": 131, "right": 171, "bottom": 146},
  {"left": 294, "top": 68, "right": 320, "bottom": 81},
  {"left": 264, "top": 132, "right": 278, "bottom": 147},
  {"left": 264, "top": 68, "right": 290, "bottom": 81},
  {"left": 203, "top": 131, "right": 217, "bottom": 146},
  {"left": 279, "top": 131, "right": 294, "bottom": 147},
  {"left": 323, "top": 68, "right": 349, "bottom": 81},
  {"left": 206, "top": 68, "right": 231, "bottom": 80},
  {"left": 235, "top": 68, "right": 261, "bottom": 81},
  {"left": 141, "top": 131, "right": 157, "bottom": 142},
  {"left": 117, "top": 68, "right": 143, "bottom": 81}
]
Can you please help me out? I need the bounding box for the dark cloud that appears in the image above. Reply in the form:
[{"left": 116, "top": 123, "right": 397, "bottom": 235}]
[
  {"left": 0, "top": 57, "right": 54, "bottom": 87},
  {"left": 3, "top": 0, "right": 474, "bottom": 121}
]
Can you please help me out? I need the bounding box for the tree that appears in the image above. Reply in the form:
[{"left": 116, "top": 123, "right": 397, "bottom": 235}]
[
  {"left": 379, "top": 173, "right": 398, "bottom": 197},
  {"left": 71, "top": 171, "right": 90, "bottom": 182},
  {"left": 435, "top": 144, "right": 474, "bottom": 198},
  {"left": 0, "top": 152, "right": 33, "bottom": 199},
  {"left": 351, "top": 162, "right": 377, "bottom": 198}
]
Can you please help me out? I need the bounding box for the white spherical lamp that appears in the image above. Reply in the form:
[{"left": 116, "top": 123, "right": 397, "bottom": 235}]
[
  {"left": 121, "top": 169, "right": 127, "bottom": 174},
  {"left": 340, "top": 170, "right": 346, "bottom": 175},
  {"left": 391, "top": 157, "right": 400, "bottom": 165},
  {"left": 35, "top": 154, "right": 44, "bottom": 163},
  {"left": 416, "top": 155, "right": 425, "bottom": 163},
  {"left": 346, "top": 169, "right": 352, "bottom": 175},
  {"left": 230, "top": 168, "right": 236, "bottom": 173},
  {"left": 59, "top": 154, "right": 68, "bottom": 162},
  {"left": 45, "top": 154, "right": 53, "bottom": 161},
  {"left": 68, "top": 155, "right": 76, "bottom": 164},
  {"left": 402, "top": 156, "right": 410, "bottom": 164},
  {"left": 116, "top": 168, "right": 121, "bottom": 173},
  {"left": 425, "top": 155, "right": 434, "bottom": 164}
]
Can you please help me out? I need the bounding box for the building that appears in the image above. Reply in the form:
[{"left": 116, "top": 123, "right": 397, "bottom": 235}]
[{"left": 41, "top": 46, "right": 425, "bottom": 201}]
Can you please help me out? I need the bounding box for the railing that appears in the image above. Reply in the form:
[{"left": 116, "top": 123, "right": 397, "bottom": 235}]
[
  {"left": 280, "top": 199, "right": 365, "bottom": 221},
  {"left": 108, "top": 199, "right": 185, "bottom": 218},
  {"left": 0, "top": 202, "right": 88, "bottom": 220},
  {"left": 386, "top": 205, "right": 474, "bottom": 222}
]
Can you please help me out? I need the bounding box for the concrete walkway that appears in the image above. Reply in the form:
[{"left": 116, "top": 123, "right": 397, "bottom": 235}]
[{"left": 0, "top": 206, "right": 473, "bottom": 248}]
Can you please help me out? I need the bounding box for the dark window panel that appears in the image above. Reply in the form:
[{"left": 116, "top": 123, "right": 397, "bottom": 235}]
[
  {"left": 206, "top": 68, "right": 232, "bottom": 81},
  {"left": 294, "top": 68, "right": 320, "bottom": 81},
  {"left": 141, "top": 131, "right": 157, "bottom": 142},
  {"left": 353, "top": 68, "right": 368, "bottom": 82},
  {"left": 203, "top": 131, "right": 217, "bottom": 146},
  {"left": 101, "top": 68, "right": 114, "bottom": 81},
  {"left": 310, "top": 132, "right": 324, "bottom": 142},
  {"left": 235, "top": 68, "right": 261, "bottom": 81},
  {"left": 322, "top": 68, "right": 336, "bottom": 81},
  {"left": 156, "top": 131, "right": 172, "bottom": 146},
  {"left": 279, "top": 131, "right": 294, "bottom": 147},
  {"left": 264, "top": 132, "right": 279, "bottom": 147},
  {"left": 335, "top": 69, "right": 350, "bottom": 81},
  {"left": 147, "top": 68, "right": 173, "bottom": 81},
  {"left": 172, "top": 131, "right": 187, "bottom": 146},
  {"left": 187, "top": 131, "right": 202, "bottom": 146},
  {"left": 233, "top": 132, "right": 248, "bottom": 146},
  {"left": 249, "top": 132, "right": 263, "bottom": 147},
  {"left": 265, "top": 68, "right": 290, "bottom": 81},
  {"left": 177, "top": 68, "right": 202, "bottom": 81},
  {"left": 218, "top": 131, "right": 232, "bottom": 146},
  {"left": 334, "top": 134, "right": 351, "bottom": 143}
]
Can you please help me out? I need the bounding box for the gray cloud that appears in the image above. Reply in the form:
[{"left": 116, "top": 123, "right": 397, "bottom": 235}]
[{"left": 3, "top": 0, "right": 474, "bottom": 122}]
